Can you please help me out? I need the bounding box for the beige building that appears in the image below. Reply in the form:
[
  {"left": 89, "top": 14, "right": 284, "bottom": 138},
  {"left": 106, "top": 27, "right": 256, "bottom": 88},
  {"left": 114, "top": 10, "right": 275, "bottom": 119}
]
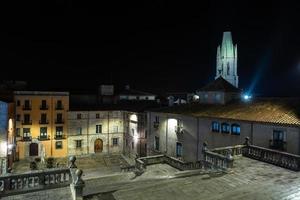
[
  {"left": 147, "top": 98, "right": 300, "bottom": 162},
  {"left": 67, "top": 109, "right": 148, "bottom": 158},
  {"left": 14, "top": 91, "right": 69, "bottom": 159}
]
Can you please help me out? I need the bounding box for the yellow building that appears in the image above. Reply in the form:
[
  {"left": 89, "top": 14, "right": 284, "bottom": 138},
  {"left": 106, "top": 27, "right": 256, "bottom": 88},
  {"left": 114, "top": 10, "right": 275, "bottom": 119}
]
[{"left": 14, "top": 91, "right": 69, "bottom": 159}]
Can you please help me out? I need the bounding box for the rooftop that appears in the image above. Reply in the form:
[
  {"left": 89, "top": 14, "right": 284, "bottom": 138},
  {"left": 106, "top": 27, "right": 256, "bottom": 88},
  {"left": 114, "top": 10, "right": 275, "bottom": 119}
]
[
  {"left": 198, "top": 76, "right": 241, "bottom": 93},
  {"left": 150, "top": 98, "right": 300, "bottom": 126}
]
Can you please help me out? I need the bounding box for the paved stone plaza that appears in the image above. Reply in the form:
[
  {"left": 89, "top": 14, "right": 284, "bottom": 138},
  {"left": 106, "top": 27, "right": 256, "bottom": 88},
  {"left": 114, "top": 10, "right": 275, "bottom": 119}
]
[
  {"left": 4, "top": 155, "right": 300, "bottom": 200},
  {"left": 84, "top": 156, "right": 300, "bottom": 200}
]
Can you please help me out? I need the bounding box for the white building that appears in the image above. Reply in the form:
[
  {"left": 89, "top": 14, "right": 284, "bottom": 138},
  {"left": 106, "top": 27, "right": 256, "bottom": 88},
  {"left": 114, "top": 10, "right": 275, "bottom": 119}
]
[
  {"left": 67, "top": 109, "right": 147, "bottom": 157},
  {"left": 216, "top": 31, "right": 238, "bottom": 88},
  {"left": 147, "top": 98, "right": 300, "bottom": 162}
]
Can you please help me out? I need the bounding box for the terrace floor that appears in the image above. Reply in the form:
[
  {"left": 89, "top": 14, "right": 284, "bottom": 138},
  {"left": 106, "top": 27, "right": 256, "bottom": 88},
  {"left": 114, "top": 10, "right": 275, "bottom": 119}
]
[
  {"left": 11, "top": 154, "right": 132, "bottom": 179},
  {"left": 84, "top": 156, "right": 300, "bottom": 200}
]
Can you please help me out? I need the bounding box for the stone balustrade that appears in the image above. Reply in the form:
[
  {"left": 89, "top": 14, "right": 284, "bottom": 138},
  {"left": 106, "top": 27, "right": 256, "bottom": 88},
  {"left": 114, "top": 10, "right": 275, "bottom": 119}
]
[
  {"left": 203, "top": 150, "right": 233, "bottom": 170},
  {"left": 242, "top": 145, "right": 300, "bottom": 171},
  {"left": 212, "top": 145, "right": 245, "bottom": 157},
  {"left": 0, "top": 156, "right": 85, "bottom": 200},
  {"left": 0, "top": 168, "right": 71, "bottom": 197}
]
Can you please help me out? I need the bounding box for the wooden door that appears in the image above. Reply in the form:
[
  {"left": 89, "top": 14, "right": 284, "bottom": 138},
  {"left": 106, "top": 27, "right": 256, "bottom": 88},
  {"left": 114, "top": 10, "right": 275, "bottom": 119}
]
[
  {"left": 94, "top": 139, "right": 103, "bottom": 153},
  {"left": 29, "top": 143, "right": 38, "bottom": 156}
]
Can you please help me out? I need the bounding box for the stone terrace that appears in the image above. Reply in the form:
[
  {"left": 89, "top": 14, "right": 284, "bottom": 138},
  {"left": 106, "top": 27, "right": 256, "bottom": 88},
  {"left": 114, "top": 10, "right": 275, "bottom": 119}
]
[{"left": 85, "top": 156, "right": 300, "bottom": 200}]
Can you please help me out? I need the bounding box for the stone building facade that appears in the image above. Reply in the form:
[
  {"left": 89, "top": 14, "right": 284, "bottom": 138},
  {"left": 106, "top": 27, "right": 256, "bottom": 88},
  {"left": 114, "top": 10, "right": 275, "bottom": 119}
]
[
  {"left": 14, "top": 91, "right": 69, "bottom": 159},
  {"left": 147, "top": 99, "right": 300, "bottom": 162},
  {"left": 67, "top": 110, "right": 148, "bottom": 157}
]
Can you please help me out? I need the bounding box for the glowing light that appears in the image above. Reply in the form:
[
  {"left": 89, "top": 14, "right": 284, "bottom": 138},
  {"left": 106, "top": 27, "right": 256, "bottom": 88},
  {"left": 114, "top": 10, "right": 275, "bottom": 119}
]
[
  {"left": 242, "top": 94, "right": 252, "bottom": 101},
  {"left": 130, "top": 114, "right": 137, "bottom": 122},
  {"left": 193, "top": 95, "right": 199, "bottom": 101},
  {"left": 168, "top": 119, "right": 178, "bottom": 128},
  {"left": 0, "top": 142, "right": 7, "bottom": 156}
]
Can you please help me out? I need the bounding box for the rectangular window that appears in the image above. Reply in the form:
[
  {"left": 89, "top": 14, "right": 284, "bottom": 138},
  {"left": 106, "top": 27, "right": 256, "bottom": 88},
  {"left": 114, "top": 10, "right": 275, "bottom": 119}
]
[
  {"left": 271, "top": 130, "right": 286, "bottom": 151},
  {"left": 56, "top": 141, "right": 63, "bottom": 149},
  {"left": 24, "top": 100, "right": 30, "bottom": 108},
  {"left": 155, "top": 116, "right": 159, "bottom": 122},
  {"left": 176, "top": 142, "right": 183, "bottom": 157},
  {"left": 155, "top": 136, "right": 159, "bottom": 151},
  {"left": 77, "top": 127, "right": 82, "bottom": 135},
  {"left": 16, "top": 100, "right": 20, "bottom": 106},
  {"left": 24, "top": 114, "right": 30, "bottom": 122},
  {"left": 40, "top": 127, "right": 47, "bottom": 138},
  {"left": 77, "top": 113, "right": 82, "bottom": 119},
  {"left": 131, "top": 141, "right": 134, "bottom": 149},
  {"left": 113, "top": 126, "right": 118, "bottom": 133},
  {"left": 23, "top": 128, "right": 30, "bottom": 137},
  {"left": 96, "top": 113, "right": 100, "bottom": 119},
  {"left": 231, "top": 124, "right": 241, "bottom": 135},
  {"left": 56, "top": 113, "right": 63, "bottom": 123},
  {"left": 75, "top": 140, "right": 82, "bottom": 148},
  {"left": 145, "top": 130, "right": 147, "bottom": 138},
  {"left": 221, "top": 123, "right": 230, "bottom": 133},
  {"left": 16, "top": 128, "right": 20, "bottom": 137},
  {"left": 41, "top": 100, "right": 48, "bottom": 109},
  {"left": 16, "top": 114, "right": 20, "bottom": 121},
  {"left": 113, "top": 138, "right": 119, "bottom": 146},
  {"left": 96, "top": 125, "right": 102, "bottom": 133},
  {"left": 56, "top": 100, "right": 63, "bottom": 109},
  {"left": 212, "top": 121, "right": 220, "bottom": 132},
  {"left": 40, "top": 113, "right": 47, "bottom": 124},
  {"left": 56, "top": 126, "right": 63, "bottom": 138}
]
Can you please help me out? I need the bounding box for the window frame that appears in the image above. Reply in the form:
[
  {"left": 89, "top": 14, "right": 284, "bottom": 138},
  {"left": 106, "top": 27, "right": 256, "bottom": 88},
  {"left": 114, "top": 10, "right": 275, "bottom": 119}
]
[
  {"left": 221, "top": 123, "right": 230, "bottom": 134},
  {"left": 231, "top": 124, "right": 241, "bottom": 135},
  {"left": 56, "top": 141, "right": 63, "bottom": 149},
  {"left": 211, "top": 121, "right": 220, "bottom": 132}
]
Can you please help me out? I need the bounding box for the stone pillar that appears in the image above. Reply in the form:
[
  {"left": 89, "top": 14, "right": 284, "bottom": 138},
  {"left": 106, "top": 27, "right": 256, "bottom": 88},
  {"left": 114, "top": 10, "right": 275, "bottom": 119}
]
[
  {"left": 70, "top": 169, "right": 85, "bottom": 200},
  {"left": 69, "top": 156, "right": 85, "bottom": 200}
]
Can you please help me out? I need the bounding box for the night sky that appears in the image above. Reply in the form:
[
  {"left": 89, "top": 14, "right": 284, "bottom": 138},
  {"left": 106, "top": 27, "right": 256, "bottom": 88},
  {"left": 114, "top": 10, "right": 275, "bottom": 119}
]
[{"left": 1, "top": 1, "right": 300, "bottom": 96}]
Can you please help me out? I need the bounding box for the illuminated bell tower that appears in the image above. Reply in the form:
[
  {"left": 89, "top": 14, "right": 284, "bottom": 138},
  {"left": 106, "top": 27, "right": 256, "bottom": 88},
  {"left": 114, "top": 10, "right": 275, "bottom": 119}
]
[{"left": 215, "top": 31, "right": 238, "bottom": 88}]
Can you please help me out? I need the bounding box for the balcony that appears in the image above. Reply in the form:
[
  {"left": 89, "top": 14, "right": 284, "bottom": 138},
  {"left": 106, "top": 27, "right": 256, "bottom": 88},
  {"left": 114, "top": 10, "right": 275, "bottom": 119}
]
[
  {"left": 39, "top": 119, "right": 49, "bottom": 124},
  {"left": 55, "top": 135, "right": 66, "bottom": 140},
  {"left": 22, "top": 105, "right": 32, "bottom": 110},
  {"left": 55, "top": 105, "right": 64, "bottom": 110},
  {"left": 153, "top": 121, "right": 159, "bottom": 129},
  {"left": 21, "top": 136, "right": 32, "bottom": 142},
  {"left": 269, "top": 139, "right": 287, "bottom": 151},
  {"left": 55, "top": 119, "right": 64, "bottom": 124},
  {"left": 38, "top": 135, "right": 50, "bottom": 141},
  {"left": 40, "top": 105, "right": 49, "bottom": 110},
  {"left": 22, "top": 120, "right": 32, "bottom": 125},
  {"left": 175, "top": 126, "right": 184, "bottom": 134}
]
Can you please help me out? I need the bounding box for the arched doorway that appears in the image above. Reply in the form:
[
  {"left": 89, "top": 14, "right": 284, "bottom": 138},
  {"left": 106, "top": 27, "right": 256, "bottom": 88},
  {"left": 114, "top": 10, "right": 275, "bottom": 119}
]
[
  {"left": 29, "top": 143, "right": 38, "bottom": 156},
  {"left": 94, "top": 139, "right": 103, "bottom": 153}
]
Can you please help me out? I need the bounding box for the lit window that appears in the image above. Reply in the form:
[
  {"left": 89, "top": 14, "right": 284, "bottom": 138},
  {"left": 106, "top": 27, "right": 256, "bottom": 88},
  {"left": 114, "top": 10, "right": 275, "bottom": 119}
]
[
  {"left": 221, "top": 123, "right": 230, "bottom": 133},
  {"left": 113, "top": 138, "right": 119, "bottom": 146},
  {"left": 231, "top": 124, "right": 240, "bottom": 135},
  {"left": 176, "top": 142, "right": 183, "bottom": 157},
  {"left": 211, "top": 121, "right": 220, "bottom": 132},
  {"left": 40, "top": 127, "right": 47, "bottom": 138}
]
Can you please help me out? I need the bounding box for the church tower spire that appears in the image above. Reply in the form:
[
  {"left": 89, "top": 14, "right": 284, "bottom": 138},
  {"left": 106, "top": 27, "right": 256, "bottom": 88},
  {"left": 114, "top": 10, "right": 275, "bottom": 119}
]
[{"left": 215, "top": 31, "right": 238, "bottom": 88}]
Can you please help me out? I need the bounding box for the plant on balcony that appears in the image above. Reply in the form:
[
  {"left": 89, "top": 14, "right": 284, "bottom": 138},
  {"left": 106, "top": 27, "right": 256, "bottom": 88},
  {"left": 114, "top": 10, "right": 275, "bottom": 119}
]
[
  {"left": 46, "top": 157, "right": 55, "bottom": 168},
  {"left": 30, "top": 161, "right": 38, "bottom": 170}
]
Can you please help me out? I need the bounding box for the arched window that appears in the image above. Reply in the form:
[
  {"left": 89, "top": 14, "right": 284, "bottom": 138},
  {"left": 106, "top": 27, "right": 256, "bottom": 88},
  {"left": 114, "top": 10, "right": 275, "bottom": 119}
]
[
  {"left": 231, "top": 124, "right": 240, "bottom": 135},
  {"left": 211, "top": 121, "right": 220, "bottom": 132},
  {"left": 221, "top": 123, "right": 230, "bottom": 133}
]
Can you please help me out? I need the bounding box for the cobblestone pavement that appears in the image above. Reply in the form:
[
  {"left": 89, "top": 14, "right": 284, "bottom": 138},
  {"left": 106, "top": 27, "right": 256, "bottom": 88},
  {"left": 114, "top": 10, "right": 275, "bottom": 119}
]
[{"left": 85, "top": 156, "right": 300, "bottom": 200}]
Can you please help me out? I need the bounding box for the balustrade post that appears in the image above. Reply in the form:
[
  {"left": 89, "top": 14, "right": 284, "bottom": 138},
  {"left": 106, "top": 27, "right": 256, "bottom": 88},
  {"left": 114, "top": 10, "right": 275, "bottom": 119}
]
[
  {"left": 70, "top": 169, "right": 85, "bottom": 200},
  {"left": 69, "top": 156, "right": 77, "bottom": 169}
]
